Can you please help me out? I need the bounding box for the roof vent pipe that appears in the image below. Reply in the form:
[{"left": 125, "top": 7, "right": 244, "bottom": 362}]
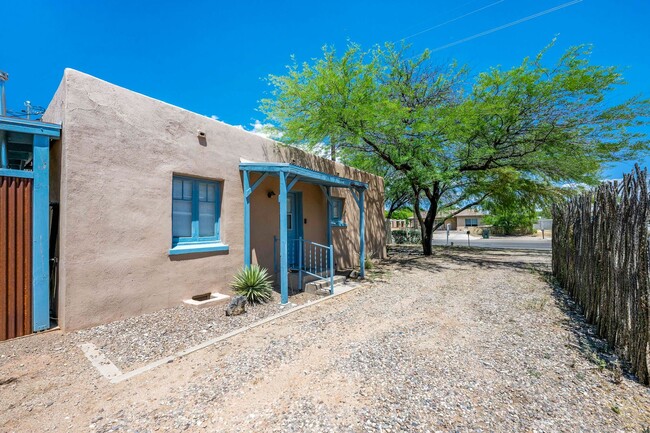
[{"left": 0, "top": 70, "right": 8, "bottom": 116}]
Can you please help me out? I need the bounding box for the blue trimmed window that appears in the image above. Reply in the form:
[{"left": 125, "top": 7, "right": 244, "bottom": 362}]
[
  {"left": 170, "top": 176, "right": 228, "bottom": 255},
  {"left": 331, "top": 197, "right": 346, "bottom": 227}
]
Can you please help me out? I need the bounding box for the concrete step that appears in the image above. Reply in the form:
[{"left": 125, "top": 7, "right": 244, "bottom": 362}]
[{"left": 304, "top": 275, "right": 347, "bottom": 295}]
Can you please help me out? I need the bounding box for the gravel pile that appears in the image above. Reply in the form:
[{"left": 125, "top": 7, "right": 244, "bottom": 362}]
[
  {"left": 72, "top": 291, "right": 318, "bottom": 371},
  {"left": 2, "top": 247, "right": 649, "bottom": 432}
]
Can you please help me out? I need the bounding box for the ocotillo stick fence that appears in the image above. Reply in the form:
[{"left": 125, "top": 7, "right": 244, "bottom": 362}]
[{"left": 552, "top": 165, "right": 649, "bottom": 384}]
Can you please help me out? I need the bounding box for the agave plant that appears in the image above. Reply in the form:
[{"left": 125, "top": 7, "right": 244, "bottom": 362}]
[{"left": 230, "top": 264, "right": 273, "bottom": 304}]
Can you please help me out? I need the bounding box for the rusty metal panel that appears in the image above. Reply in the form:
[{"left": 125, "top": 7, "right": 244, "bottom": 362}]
[{"left": 0, "top": 176, "right": 33, "bottom": 341}]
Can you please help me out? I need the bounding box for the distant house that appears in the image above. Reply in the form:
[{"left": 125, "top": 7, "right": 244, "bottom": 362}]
[
  {"left": 387, "top": 208, "right": 486, "bottom": 231},
  {"left": 433, "top": 209, "right": 486, "bottom": 231}
]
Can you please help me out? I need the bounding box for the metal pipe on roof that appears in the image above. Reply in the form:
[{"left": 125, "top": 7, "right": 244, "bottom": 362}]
[{"left": 0, "top": 70, "right": 8, "bottom": 116}]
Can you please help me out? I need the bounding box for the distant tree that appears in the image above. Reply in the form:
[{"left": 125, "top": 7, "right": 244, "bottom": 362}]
[
  {"left": 482, "top": 195, "right": 538, "bottom": 235},
  {"left": 261, "top": 42, "right": 650, "bottom": 255},
  {"left": 386, "top": 207, "right": 414, "bottom": 220}
]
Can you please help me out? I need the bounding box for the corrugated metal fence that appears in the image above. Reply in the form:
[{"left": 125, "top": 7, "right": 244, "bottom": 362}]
[
  {"left": 0, "top": 176, "right": 33, "bottom": 341},
  {"left": 552, "top": 165, "right": 649, "bottom": 384}
]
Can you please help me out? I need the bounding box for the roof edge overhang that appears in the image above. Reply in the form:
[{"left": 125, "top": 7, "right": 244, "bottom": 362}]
[{"left": 239, "top": 162, "right": 368, "bottom": 190}]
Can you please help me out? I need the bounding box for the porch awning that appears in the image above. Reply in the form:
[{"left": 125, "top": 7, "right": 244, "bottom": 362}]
[
  {"left": 240, "top": 160, "right": 367, "bottom": 305},
  {"left": 239, "top": 161, "right": 367, "bottom": 190}
]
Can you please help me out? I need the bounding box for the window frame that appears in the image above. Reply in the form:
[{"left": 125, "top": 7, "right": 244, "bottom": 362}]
[
  {"left": 330, "top": 197, "right": 347, "bottom": 227},
  {"left": 465, "top": 218, "right": 479, "bottom": 227},
  {"left": 171, "top": 175, "right": 226, "bottom": 254}
]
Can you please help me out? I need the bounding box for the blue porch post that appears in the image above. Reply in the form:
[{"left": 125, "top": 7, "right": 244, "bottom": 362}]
[
  {"left": 242, "top": 170, "right": 251, "bottom": 266},
  {"left": 359, "top": 189, "right": 366, "bottom": 279},
  {"left": 298, "top": 237, "right": 303, "bottom": 294},
  {"left": 278, "top": 171, "right": 289, "bottom": 304},
  {"left": 326, "top": 186, "right": 332, "bottom": 247},
  {"left": 0, "top": 131, "right": 7, "bottom": 168},
  {"left": 32, "top": 134, "right": 50, "bottom": 331}
]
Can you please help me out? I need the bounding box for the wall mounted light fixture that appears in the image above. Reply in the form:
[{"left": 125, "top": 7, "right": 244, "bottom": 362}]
[{"left": 267, "top": 190, "right": 276, "bottom": 198}]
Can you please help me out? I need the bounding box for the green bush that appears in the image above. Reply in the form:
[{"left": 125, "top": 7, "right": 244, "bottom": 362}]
[
  {"left": 392, "top": 229, "right": 421, "bottom": 244},
  {"left": 231, "top": 265, "right": 273, "bottom": 304}
]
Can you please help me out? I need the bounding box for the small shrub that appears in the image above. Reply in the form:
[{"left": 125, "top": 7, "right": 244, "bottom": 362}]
[
  {"left": 364, "top": 257, "right": 374, "bottom": 270},
  {"left": 231, "top": 265, "right": 273, "bottom": 304},
  {"left": 392, "top": 229, "right": 421, "bottom": 244}
]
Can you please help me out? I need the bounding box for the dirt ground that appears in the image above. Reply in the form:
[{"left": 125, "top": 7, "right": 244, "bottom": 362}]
[{"left": 1, "top": 247, "right": 649, "bottom": 432}]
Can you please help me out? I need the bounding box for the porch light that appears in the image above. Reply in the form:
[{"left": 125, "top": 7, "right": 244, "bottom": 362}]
[{"left": 267, "top": 190, "right": 276, "bottom": 198}]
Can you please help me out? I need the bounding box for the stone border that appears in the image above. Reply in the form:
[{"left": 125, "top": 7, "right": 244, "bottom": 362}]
[{"left": 80, "top": 282, "right": 367, "bottom": 383}]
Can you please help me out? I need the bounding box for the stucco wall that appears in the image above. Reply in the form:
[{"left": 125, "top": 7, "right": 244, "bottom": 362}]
[{"left": 43, "top": 69, "right": 385, "bottom": 331}]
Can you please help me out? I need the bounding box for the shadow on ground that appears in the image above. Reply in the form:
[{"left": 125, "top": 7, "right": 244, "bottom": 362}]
[
  {"left": 545, "top": 273, "right": 631, "bottom": 383},
  {"left": 382, "top": 245, "right": 551, "bottom": 275}
]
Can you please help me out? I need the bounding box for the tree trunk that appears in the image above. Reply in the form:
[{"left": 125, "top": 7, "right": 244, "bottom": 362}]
[
  {"left": 421, "top": 205, "right": 437, "bottom": 256},
  {"left": 414, "top": 193, "right": 439, "bottom": 256}
]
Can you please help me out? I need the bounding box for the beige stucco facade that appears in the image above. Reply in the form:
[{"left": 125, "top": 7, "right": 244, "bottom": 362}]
[{"left": 43, "top": 69, "right": 385, "bottom": 332}]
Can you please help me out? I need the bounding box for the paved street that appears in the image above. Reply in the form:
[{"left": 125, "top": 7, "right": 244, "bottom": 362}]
[{"left": 432, "top": 231, "right": 552, "bottom": 250}]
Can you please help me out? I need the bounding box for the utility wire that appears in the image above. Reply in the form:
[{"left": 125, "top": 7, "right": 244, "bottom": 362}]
[
  {"left": 401, "top": 0, "right": 506, "bottom": 41},
  {"left": 428, "top": 0, "right": 584, "bottom": 53}
]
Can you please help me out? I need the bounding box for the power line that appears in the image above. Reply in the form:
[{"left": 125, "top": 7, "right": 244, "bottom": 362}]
[
  {"left": 428, "top": 0, "right": 584, "bottom": 53},
  {"left": 401, "top": 0, "right": 506, "bottom": 41}
]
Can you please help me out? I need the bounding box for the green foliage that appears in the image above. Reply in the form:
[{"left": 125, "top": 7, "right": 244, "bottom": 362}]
[
  {"left": 230, "top": 265, "right": 273, "bottom": 304},
  {"left": 385, "top": 208, "right": 413, "bottom": 220},
  {"left": 483, "top": 209, "right": 537, "bottom": 235},
  {"left": 392, "top": 229, "right": 422, "bottom": 245},
  {"left": 261, "top": 40, "right": 650, "bottom": 255},
  {"left": 482, "top": 180, "right": 544, "bottom": 235}
]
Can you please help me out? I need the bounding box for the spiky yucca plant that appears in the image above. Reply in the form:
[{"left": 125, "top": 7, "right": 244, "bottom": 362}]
[{"left": 230, "top": 265, "right": 273, "bottom": 304}]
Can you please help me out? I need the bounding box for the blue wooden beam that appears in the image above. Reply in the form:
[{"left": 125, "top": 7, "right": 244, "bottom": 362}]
[
  {"left": 243, "top": 170, "right": 251, "bottom": 266},
  {"left": 0, "top": 168, "right": 34, "bottom": 179},
  {"left": 32, "top": 134, "right": 50, "bottom": 331},
  {"left": 279, "top": 171, "right": 289, "bottom": 304},
  {"left": 0, "top": 117, "right": 61, "bottom": 138},
  {"left": 246, "top": 172, "right": 269, "bottom": 197},
  {"left": 239, "top": 162, "right": 368, "bottom": 190},
  {"left": 287, "top": 175, "right": 300, "bottom": 192},
  {"left": 319, "top": 185, "right": 334, "bottom": 206}
]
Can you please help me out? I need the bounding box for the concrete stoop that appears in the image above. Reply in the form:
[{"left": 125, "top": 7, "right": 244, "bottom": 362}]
[{"left": 304, "top": 275, "right": 347, "bottom": 295}]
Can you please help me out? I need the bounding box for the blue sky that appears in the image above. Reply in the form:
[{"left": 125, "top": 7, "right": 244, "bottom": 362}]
[{"left": 3, "top": 0, "right": 649, "bottom": 178}]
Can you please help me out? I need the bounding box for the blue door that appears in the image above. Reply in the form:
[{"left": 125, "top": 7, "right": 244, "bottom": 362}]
[{"left": 286, "top": 192, "right": 303, "bottom": 267}]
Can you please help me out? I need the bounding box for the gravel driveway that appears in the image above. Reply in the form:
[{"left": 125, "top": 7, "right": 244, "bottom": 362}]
[{"left": 1, "top": 247, "right": 649, "bottom": 432}]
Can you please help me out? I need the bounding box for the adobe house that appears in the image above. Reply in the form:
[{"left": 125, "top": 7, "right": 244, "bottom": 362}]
[
  {"left": 433, "top": 209, "right": 486, "bottom": 231},
  {"left": 0, "top": 69, "right": 386, "bottom": 337}
]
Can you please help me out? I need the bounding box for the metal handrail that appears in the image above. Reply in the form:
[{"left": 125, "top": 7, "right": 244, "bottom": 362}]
[{"left": 273, "top": 236, "right": 335, "bottom": 295}]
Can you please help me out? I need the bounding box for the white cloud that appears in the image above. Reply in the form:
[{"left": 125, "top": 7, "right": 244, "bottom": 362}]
[
  {"left": 249, "top": 120, "right": 282, "bottom": 140},
  {"left": 210, "top": 114, "right": 219, "bottom": 120}
]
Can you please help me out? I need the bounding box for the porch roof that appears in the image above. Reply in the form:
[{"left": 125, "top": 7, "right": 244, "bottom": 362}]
[
  {"left": 239, "top": 161, "right": 367, "bottom": 190},
  {"left": 0, "top": 116, "right": 61, "bottom": 138}
]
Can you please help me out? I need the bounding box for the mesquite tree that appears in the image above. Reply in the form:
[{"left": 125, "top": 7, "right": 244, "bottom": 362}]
[{"left": 261, "top": 42, "right": 649, "bottom": 255}]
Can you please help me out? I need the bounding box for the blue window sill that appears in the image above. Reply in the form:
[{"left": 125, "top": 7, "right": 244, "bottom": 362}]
[
  {"left": 169, "top": 242, "right": 229, "bottom": 256},
  {"left": 331, "top": 221, "right": 347, "bottom": 228}
]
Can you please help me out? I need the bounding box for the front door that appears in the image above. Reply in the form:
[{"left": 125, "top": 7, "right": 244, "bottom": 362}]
[{"left": 286, "top": 192, "right": 303, "bottom": 267}]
